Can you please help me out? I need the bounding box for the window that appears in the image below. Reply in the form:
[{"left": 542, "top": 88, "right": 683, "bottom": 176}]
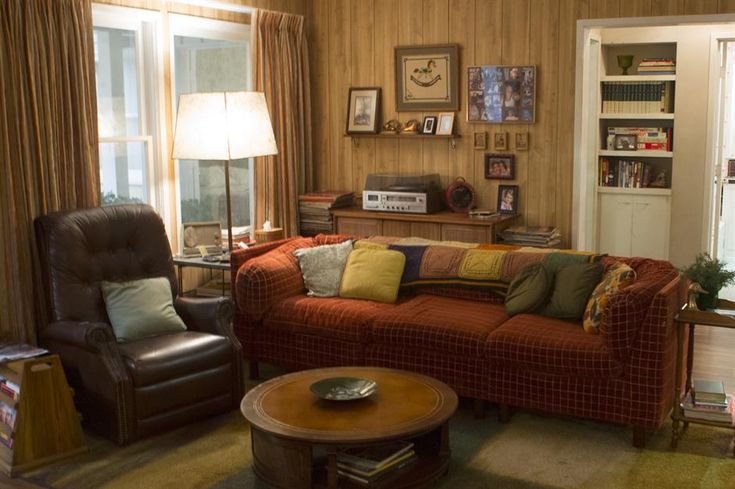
[
  {"left": 93, "top": 7, "right": 159, "bottom": 207},
  {"left": 171, "top": 16, "right": 252, "bottom": 237}
]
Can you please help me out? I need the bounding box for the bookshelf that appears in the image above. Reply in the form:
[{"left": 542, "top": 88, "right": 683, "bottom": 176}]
[
  {"left": 0, "top": 355, "right": 85, "bottom": 476},
  {"left": 592, "top": 41, "right": 676, "bottom": 260}
]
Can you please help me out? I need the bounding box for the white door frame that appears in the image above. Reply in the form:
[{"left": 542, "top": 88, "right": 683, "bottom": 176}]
[{"left": 572, "top": 13, "right": 735, "bottom": 251}]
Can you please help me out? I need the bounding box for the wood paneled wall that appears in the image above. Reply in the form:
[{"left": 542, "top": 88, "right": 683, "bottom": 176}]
[{"left": 306, "top": 0, "right": 735, "bottom": 246}]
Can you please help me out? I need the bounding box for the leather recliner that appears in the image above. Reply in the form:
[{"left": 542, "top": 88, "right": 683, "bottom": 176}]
[{"left": 34, "top": 204, "right": 243, "bottom": 445}]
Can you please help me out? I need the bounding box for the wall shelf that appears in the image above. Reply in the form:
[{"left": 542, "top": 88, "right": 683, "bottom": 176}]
[
  {"left": 599, "top": 113, "right": 674, "bottom": 120},
  {"left": 345, "top": 133, "right": 461, "bottom": 150},
  {"left": 599, "top": 150, "right": 673, "bottom": 158},
  {"left": 597, "top": 186, "right": 672, "bottom": 196},
  {"left": 601, "top": 74, "right": 676, "bottom": 82}
]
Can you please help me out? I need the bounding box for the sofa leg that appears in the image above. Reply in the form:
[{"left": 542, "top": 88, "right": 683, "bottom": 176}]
[
  {"left": 473, "top": 399, "right": 486, "bottom": 419},
  {"left": 498, "top": 403, "right": 511, "bottom": 423},
  {"left": 248, "top": 361, "right": 260, "bottom": 380},
  {"left": 632, "top": 426, "right": 647, "bottom": 448}
]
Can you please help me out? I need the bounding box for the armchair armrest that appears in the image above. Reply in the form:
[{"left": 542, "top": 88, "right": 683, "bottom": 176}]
[
  {"left": 41, "top": 320, "right": 117, "bottom": 353},
  {"left": 175, "top": 296, "right": 234, "bottom": 336}
]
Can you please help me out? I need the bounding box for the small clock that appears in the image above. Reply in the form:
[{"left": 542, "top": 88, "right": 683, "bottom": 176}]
[{"left": 445, "top": 177, "right": 476, "bottom": 213}]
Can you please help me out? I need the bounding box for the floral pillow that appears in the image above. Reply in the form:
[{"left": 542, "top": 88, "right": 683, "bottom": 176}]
[{"left": 582, "top": 262, "right": 636, "bottom": 334}]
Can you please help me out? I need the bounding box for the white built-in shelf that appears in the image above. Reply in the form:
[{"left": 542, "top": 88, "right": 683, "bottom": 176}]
[
  {"left": 597, "top": 186, "right": 672, "bottom": 196},
  {"left": 599, "top": 150, "right": 673, "bottom": 158},
  {"left": 599, "top": 113, "right": 674, "bottom": 120},
  {"left": 601, "top": 75, "right": 676, "bottom": 82}
]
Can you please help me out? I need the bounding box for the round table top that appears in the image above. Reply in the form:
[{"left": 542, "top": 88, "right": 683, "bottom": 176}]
[{"left": 241, "top": 367, "right": 458, "bottom": 444}]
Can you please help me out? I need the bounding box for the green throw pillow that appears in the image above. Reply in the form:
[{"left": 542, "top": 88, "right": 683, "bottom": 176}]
[
  {"left": 504, "top": 263, "right": 552, "bottom": 316},
  {"left": 101, "top": 277, "right": 187, "bottom": 343},
  {"left": 543, "top": 263, "right": 604, "bottom": 320}
]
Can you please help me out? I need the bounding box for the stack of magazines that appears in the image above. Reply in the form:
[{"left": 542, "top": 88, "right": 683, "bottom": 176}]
[
  {"left": 0, "top": 344, "right": 48, "bottom": 363},
  {"left": 500, "top": 226, "right": 561, "bottom": 248},
  {"left": 337, "top": 440, "right": 416, "bottom": 485},
  {"left": 681, "top": 379, "right": 733, "bottom": 423},
  {"left": 299, "top": 191, "right": 354, "bottom": 236}
]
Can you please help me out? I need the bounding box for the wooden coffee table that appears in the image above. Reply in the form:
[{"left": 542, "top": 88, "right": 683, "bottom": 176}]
[{"left": 240, "top": 367, "right": 458, "bottom": 489}]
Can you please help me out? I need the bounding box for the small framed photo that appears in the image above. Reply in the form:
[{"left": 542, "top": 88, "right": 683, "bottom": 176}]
[
  {"left": 484, "top": 153, "right": 515, "bottom": 180},
  {"left": 422, "top": 116, "right": 437, "bottom": 135},
  {"left": 614, "top": 134, "right": 637, "bottom": 151},
  {"left": 515, "top": 132, "right": 529, "bottom": 151},
  {"left": 436, "top": 112, "right": 455, "bottom": 135},
  {"left": 473, "top": 131, "right": 487, "bottom": 150},
  {"left": 494, "top": 132, "right": 508, "bottom": 151},
  {"left": 497, "top": 185, "right": 519, "bottom": 214},
  {"left": 346, "top": 87, "right": 381, "bottom": 134}
]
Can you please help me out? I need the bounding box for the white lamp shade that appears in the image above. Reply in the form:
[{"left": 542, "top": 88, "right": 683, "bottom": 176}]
[{"left": 172, "top": 91, "right": 278, "bottom": 160}]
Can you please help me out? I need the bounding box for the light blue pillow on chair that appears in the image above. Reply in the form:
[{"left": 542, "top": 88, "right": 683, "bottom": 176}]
[{"left": 101, "top": 277, "right": 187, "bottom": 342}]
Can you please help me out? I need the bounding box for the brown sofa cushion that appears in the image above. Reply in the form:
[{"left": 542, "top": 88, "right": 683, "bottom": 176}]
[
  {"left": 370, "top": 295, "right": 509, "bottom": 356},
  {"left": 485, "top": 314, "right": 623, "bottom": 378},
  {"left": 118, "top": 331, "right": 232, "bottom": 387},
  {"left": 264, "top": 295, "right": 395, "bottom": 343}
]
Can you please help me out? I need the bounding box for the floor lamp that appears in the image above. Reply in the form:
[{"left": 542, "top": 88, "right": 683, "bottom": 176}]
[{"left": 172, "top": 91, "right": 278, "bottom": 259}]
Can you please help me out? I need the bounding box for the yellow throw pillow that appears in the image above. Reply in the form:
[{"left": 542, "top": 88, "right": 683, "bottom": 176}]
[
  {"left": 582, "top": 262, "right": 636, "bottom": 334},
  {"left": 339, "top": 248, "right": 406, "bottom": 303}
]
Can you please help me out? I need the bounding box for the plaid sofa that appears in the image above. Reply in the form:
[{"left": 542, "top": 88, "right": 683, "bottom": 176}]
[{"left": 231, "top": 235, "right": 686, "bottom": 447}]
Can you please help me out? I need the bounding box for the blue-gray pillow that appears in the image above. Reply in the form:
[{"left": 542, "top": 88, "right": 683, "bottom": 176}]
[{"left": 101, "top": 277, "right": 186, "bottom": 342}]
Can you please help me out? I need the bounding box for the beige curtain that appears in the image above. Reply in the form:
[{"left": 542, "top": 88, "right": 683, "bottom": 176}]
[
  {"left": 251, "top": 9, "right": 313, "bottom": 237},
  {"left": 0, "top": 0, "right": 100, "bottom": 343}
]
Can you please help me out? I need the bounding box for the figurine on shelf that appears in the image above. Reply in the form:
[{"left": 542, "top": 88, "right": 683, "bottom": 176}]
[
  {"left": 382, "top": 119, "right": 402, "bottom": 133},
  {"left": 686, "top": 282, "right": 707, "bottom": 311},
  {"left": 401, "top": 119, "right": 420, "bottom": 134}
]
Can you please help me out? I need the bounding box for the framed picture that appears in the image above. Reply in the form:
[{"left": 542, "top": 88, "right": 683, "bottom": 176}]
[
  {"left": 395, "top": 44, "right": 459, "bottom": 111},
  {"left": 182, "top": 221, "right": 222, "bottom": 257},
  {"left": 497, "top": 185, "right": 519, "bottom": 214},
  {"left": 422, "top": 116, "right": 437, "bottom": 135},
  {"left": 494, "top": 132, "right": 508, "bottom": 151},
  {"left": 467, "top": 65, "right": 536, "bottom": 123},
  {"left": 473, "top": 132, "right": 487, "bottom": 150},
  {"left": 614, "top": 134, "right": 637, "bottom": 151},
  {"left": 346, "top": 87, "right": 381, "bottom": 134},
  {"left": 484, "top": 153, "right": 515, "bottom": 180},
  {"left": 515, "top": 132, "right": 529, "bottom": 151},
  {"left": 436, "top": 112, "right": 455, "bottom": 135}
]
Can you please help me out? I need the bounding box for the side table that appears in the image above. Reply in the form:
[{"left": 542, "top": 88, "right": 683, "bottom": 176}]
[
  {"left": 671, "top": 299, "right": 735, "bottom": 456},
  {"left": 173, "top": 256, "right": 230, "bottom": 297}
]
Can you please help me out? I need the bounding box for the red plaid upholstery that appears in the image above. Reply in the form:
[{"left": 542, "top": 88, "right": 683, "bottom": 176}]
[
  {"left": 233, "top": 237, "right": 314, "bottom": 320},
  {"left": 370, "top": 295, "right": 508, "bottom": 356},
  {"left": 314, "top": 233, "right": 353, "bottom": 245},
  {"left": 485, "top": 315, "right": 623, "bottom": 378},
  {"left": 416, "top": 285, "right": 504, "bottom": 304},
  {"left": 366, "top": 345, "right": 486, "bottom": 399},
  {"left": 263, "top": 295, "right": 395, "bottom": 343}
]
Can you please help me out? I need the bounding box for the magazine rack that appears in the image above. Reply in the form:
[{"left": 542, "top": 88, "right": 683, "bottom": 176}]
[{"left": 0, "top": 355, "right": 86, "bottom": 476}]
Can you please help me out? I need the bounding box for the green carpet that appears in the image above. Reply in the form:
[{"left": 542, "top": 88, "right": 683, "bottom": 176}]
[{"left": 21, "top": 386, "right": 735, "bottom": 488}]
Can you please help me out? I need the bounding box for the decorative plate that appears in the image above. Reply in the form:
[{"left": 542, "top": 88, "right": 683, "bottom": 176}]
[
  {"left": 310, "top": 377, "right": 378, "bottom": 401},
  {"left": 445, "top": 176, "right": 476, "bottom": 213}
]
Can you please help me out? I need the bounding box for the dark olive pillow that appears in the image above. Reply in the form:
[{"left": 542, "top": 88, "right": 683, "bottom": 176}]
[
  {"left": 505, "top": 263, "right": 553, "bottom": 316},
  {"left": 543, "top": 262, "right": 604, "bottom": 320}
]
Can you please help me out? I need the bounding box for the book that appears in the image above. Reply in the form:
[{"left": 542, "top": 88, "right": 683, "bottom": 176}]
[
  {"left": 337, "top": 450, "right": 415, "bottom": 478},
  {"left": 0, "top": 376, "right": 19, "bottom": 401},
  {"left": 338, "top": 453, "right": 417, "bottom": 485},
  {"left": 681, "top": 391, "right": 733, "bottom": 423},
  {"left": 337, "top": 440, "right": 414, "bottom": 472},
  {"left": 693, "top": 378, "right": 727, "bottom": 405},
  {"left": 0, "top": 402, "right": 16, "bottom": 430},
  {"left": 0, "top": 344, "right": 48, "bottom": 363}
]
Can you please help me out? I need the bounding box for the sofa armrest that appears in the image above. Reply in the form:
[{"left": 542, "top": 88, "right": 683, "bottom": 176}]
[
  {"left": 231, "top": 237, "right": 315, "bottom": 320},
  {"left": 41, "top": 320, "right": 118, "bottom": 353},
  {"left": 175, "top": 296, "right": 234, "bottom": 336}
]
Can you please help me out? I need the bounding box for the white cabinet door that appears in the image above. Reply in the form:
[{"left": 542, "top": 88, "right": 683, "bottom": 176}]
[
  {"left": 632, "top": 195, "right": 670, "bottom": 259},
  {"left": 598, "top": 194, "right": 633, "bottom": 256}
]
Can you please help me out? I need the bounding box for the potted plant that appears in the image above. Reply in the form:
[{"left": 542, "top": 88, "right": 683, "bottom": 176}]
[{"left": 681, "top": 253, "right": 735, "bottom": 310}]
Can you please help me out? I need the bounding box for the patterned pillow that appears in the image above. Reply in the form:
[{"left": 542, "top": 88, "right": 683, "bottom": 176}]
[
  {"left": 583, "top": 262, "right": 637, "bottom": 334},
  {"left": 293, "top": 240, "right": 353, "bottom": 297}
]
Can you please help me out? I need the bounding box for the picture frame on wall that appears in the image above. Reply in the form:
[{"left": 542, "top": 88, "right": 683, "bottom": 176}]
[
  {"left": 422, "top": 116, "right": 437, "bottom": 134},
  {"left": 494, "top": 132, "right": 508, "bottom": 151},
  {"left": 467, "top": 65, "right": 536, "bottom": 123},
  {"left": 497, "top": 185, "right": 519, "bottom": 214},
  {"left": 436, "top": 112, "right": 455, "bottom": 135},
  {"left": 346, "top": 87, "right": 381, "bottom": 134},
  {"left": 473, "top": 132, "right": 487, "bottom": 150},
  {"left": 484, "top": 153, "right": 515, "bottom": 180},
  {"left": 395, "top": 44, "right": 459, "bottom": 111},
  {"left": 515, "top": 132, "right": 529, "bottom": 151}
]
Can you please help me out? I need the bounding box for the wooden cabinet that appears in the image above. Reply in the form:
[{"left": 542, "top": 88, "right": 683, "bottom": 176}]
[
  {"left": 597, "top": 189, "right": 671, "bottom": 259},
  {"left": 332, "top": 208, "right": 517, "bottom": 244}
]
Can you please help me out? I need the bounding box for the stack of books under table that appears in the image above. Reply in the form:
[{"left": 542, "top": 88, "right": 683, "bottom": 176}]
[
  {"left": 500, "top": 226, "right": 562, "bottom": 248},
  {"left": 337, "top": 440, "right": 417, "bottom": 486},
  {"left": 298, "top": 191, "right": 354, "bottom": 236},
  {"left": 681, "top": 379, "right": 734, "bottom": 423}
]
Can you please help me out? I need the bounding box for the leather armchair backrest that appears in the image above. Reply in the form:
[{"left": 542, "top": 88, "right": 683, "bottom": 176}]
[{"left": 35, "top": 204, "right": 178, "bottom": 325}]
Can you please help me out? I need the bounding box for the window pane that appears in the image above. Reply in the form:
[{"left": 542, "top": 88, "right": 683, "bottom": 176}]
[
  {"left": 99, "top": 141, "right": 148, "bottom": 204},
  {"left": 174, "top": 35, "right": 250, "bottom": 230}
]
